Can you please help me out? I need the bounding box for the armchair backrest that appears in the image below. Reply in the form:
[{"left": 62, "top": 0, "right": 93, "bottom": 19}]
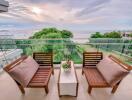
[
  {"left": 83, "top": 52, "right": 103, "bottom": 67},
  {"left": 33, "top": 52, "right": 53, "bottom": 68}
]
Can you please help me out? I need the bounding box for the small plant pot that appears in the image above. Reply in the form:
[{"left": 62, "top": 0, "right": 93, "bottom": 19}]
[
  {"left": 62, "top": 60, "right": 71, "bottom": 72},
  {"left": 63, "top": 67, "right": 71, "bottom": 72}
]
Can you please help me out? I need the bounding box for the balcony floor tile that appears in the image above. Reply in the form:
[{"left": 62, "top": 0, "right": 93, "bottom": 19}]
[{"left": 0, "top": 69, "right": 132, "bottom": 100}]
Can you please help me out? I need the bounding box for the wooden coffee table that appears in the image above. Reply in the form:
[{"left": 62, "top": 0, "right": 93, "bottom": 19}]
[{"left": 58, "top": 61, "right": 78, "bottom": 97}]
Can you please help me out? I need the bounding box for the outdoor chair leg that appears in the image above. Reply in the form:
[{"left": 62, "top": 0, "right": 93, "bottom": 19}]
[
  {"left": 111, "top": 82, "right": 120, "bottom": 93},
  {"left": 45, "top": 86, "right": 49, "bottom": 94},
  {"left": 18, "top": 85, "right": 25, "bottom": 94},
  {"left": 82, "top": 70, "right": 84, "bottom": 75},
  {"left": 16, "top": 81, "right": 25, "bottom": 94},
  {"left": 52, "top": 68, "right": 54, "bottom": 75},
  {"left": 88, "top": 86, "right": 92, "bottom": 94}
]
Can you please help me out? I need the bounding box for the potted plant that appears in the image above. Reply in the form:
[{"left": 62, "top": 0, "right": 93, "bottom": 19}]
[
  {"left": 62, "top": 60, "right": 71, "bottom": 72},
  {"left": 62, "top": 49, "right": 72, "bottom": 72}
]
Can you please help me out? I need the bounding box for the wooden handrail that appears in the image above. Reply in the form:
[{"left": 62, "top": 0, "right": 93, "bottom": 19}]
[
  {"left": 4, "top": 55, "right": 28, "bottom": 72},
  {"left": 109, "top": 55, "right": 132, "bottom": 71}
]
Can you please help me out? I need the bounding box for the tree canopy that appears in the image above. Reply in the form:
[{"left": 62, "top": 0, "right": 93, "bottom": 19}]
[
  {"left": 128, "top": 33, "right": 132, "bottom": 37},
  {"left": 91, "top": 32, "right": 103, "bottom": 38},
  {"left": 30, "top": 27, "right": 73, "bottom": 39},
  {"left": 61, "top": 30, "right": 73, "bottom": 38},
  {"left": 26, "top": 27, "right": 81, "bottom": 63},
  {"left": 104, "top": 31, "right": 122, "bottom": 38},
  {"left": 90, "top": 31, "right": 122, "bottom": 38}
]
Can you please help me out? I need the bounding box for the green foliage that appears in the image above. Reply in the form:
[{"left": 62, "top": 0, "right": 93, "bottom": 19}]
[
  {"left": 128, "top": 33, "right": 132, "bottom": 37},
  {"left": 25, "top": 47, "right": 32, "bottom": 55},
  {"left": 91, "top": 32, "right": 103, "bottom": 38},
  {"left": 25, "top": 27, "right": 81, "bottom": 63},
  {"left": 62, "top": 62, "right": 71, "bottom": 69},
  {"left": 61, "top": 30, "right": 73, "bottom": 38},
  {"left": 76, "top": 45, "right": 85, "bottom": 53},
  {"left": 104, "top": 31, "right": 122, "bottom": 38},
  {"left": 30, "top": 27, "right": 73, "bottom": 39},
  {"left": 45, "top": 33, "right": 62, "bottom": 38},
  {"left": 91, "top": 31, "right": 122, "bottom": 38}
]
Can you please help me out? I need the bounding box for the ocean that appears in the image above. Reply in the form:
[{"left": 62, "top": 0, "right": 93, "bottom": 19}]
[
  {"left": 0, "top": 29, "right": 93, "bottom": 39},
  {"left": 0, "top": 29, "right": 128, "bottom": 39}
]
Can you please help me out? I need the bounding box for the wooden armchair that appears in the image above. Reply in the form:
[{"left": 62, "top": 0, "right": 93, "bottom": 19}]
[
  {"left": 4, "top": 52, "right": 54, "bottom": 94},
  {"left": 82, "top": 52, "right": 131, "bottom": 94}
]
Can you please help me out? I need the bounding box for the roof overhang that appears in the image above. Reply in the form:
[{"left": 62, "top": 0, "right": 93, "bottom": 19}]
[{"left": 0, "top": 0, "right": 9, "bottom": 12}]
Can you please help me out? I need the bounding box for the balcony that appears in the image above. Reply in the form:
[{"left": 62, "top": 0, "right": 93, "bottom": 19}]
[{"left": 0, "top": 38, "right": 132, "bottom": 100}]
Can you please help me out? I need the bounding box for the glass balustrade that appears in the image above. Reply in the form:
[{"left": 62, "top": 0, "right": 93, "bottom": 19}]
[{"left": 0, "top": 38, "right": 131, "bottom": 68}]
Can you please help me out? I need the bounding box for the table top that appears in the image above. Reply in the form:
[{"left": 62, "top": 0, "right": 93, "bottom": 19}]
[{"left": 58, "top": 61, "right": 78, "bottom": 84}]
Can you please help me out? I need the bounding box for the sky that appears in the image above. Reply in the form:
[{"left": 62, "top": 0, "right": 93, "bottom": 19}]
[{"left": 0, "top": 0, "right": 132, "bottom": 31}]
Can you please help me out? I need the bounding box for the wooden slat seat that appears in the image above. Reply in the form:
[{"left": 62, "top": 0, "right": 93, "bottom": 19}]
[
  {"left": 28, "top": 68, "right": 52, "bottom": 87},
  {"left": 83, "top": 67, "right": 109, "bottom": 87}
]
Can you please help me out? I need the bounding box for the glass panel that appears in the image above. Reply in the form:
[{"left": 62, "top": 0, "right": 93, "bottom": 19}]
[{"left": 0, "top": 38, "right": 131, "bottom": 68}]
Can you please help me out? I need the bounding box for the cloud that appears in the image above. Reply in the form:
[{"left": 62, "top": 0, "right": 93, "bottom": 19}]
[{"left": 0, "top": 0, "right": 132, "bottom": 30}]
